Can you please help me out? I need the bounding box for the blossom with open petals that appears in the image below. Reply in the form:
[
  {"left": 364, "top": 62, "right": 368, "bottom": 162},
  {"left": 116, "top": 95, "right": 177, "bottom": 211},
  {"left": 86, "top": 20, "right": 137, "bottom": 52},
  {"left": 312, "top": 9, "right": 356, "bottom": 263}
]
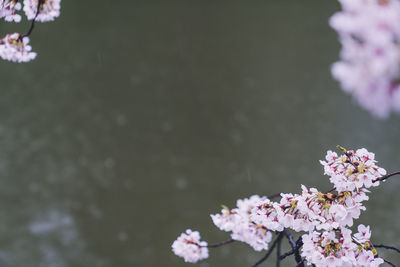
[
  {"left": 320, "top": 148, "right": 386, "bottom": 193},
  {"left": 0, "top": 0, "right": 22, "bottom": 22},
  {"left": 330, "top": 0, "right": 400, "bottom": 118},
  {"left": 172, "top": 229, "right": 209, "bottom": 263},
  {"left": 212, "top": 195, "right": 273, "bottom": 251},
  {"left": 301, "top": 227, "right": 384, "bottom": 267},
  {"left": 23, "top": 0, "right": 61, "bottom": 22},
  {"left": 0, "top": 33, "right": 36, "bottom": 62}
]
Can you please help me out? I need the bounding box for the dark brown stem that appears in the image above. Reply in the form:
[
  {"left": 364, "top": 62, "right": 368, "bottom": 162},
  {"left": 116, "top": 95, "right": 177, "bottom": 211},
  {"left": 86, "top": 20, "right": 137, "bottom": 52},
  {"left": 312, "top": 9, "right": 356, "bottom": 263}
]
[
  {"left": 325, "top": 188, "right": 335, "bottom": 194},
  {"left": 373, "top": 171, "right": 400, "bottom": 183},
  {"left": 283, "top": 230, "right": 304, "bottom": 267},
  {"left": 276, "top": 236, "right": 281, "bottom": 267},
  {"left": 279, "top": 236, "right": 303, "bottom": 260},
  {"left": 383, "top": 258, "right": 397, "bottom": 267},
  {"left": 22, "top": 0, "right": 45, "bottom": 38},
  {"left": 279, "top": 248, "right": 296, "bottom": 260},
  {"left": 205, "top": 239, "right": 234, "bottom": 248},
  {"left": 294, "top": 259, "right": 306, "bottom": 267},
  {"left": 251, "top": 233, "right": 283, "bottom": 267},
  {"left": 268, "top": 193, "right": 281, "bottom": 199},
  {"left": 373, "top": 244, "right": 400, "bottom": 254}
]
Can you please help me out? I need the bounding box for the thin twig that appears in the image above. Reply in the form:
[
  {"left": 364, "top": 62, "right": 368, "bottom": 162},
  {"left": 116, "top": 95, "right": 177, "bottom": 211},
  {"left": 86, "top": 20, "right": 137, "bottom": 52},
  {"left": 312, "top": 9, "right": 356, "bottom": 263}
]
[
  {"left": 268, "top": 193, "right": 281, "bottom": 199},
  {"left": 325, "top": 170, "right": 400, "bottom": 194},
  {"left": 279, "top": 237, "right": 303, "bottom": 260},
  {"left": 251, "top": 233, "right": 283, "bottom": 267},
  {"left": 206, "top": 239, "right": 235, "bottom": 248},
  {"left": 325, "top": 188, "right": 335, "bottom": 194},
  {"left": 283, "top": 230, "right": 304, "bottom": 267},
  {"left": 373, "top": 170, "right": 400, "bottom": 183},
  {"left": 373, "top": 244, "right": 400, "bottom": 254},
  {"left": 23, "top": 0, "right": 45, "bottom": 38},
  {"left": 279, "top": 248, "right": 296, "bottom": 260},
  {"left": 294, "top": 259, "right": 305, "bottom": 267},
  {"left": 284, "top": 229, "right": 296, "bottom": 248},
  {"left": 383, "top": 258, "right": 397, "bottom": 267},
  {"left": 276, "top": 235, "right": 282, "bottom": 267}
]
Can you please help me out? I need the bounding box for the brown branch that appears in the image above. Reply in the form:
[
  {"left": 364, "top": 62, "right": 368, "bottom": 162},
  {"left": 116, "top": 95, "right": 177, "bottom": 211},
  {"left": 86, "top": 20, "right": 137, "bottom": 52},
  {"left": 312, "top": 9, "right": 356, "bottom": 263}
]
[
  {"left": 283, "top": 230, "right": 304, "bottom": 267},
  {"left": 294, "top": 259, "right": 306, "bottom": 267},
  {"left": 268, "top": 193, "right": 281, "bottom": 199},
  {"left": 325, "top": 188, "right": 335, "bottom": 194},
  {"left": 251, "top": 233, "right": 283, "bottom": 267},
  {"left": 22, "top": 0, "right": 45, "bottom": 38},
  {"left": 383, "top": 258, "right": 397, "bottom": 267},
  {"left": 276, "top": 235, "right": 282, "bottom": 267},
  {"left": 205, "top": 239, "right": 234, "bottom": 248},
  {"left": 279, "top": 248, "right": 296, "bottom": 260},
  {"left": 279, "top": 236, "right": 303, "bottom": 260},
  {"left": 373, "top": 244, "right": 400, "bottom": 254},
  {"left": 372, "top": 171, "right": 400, "bottom": 183}
]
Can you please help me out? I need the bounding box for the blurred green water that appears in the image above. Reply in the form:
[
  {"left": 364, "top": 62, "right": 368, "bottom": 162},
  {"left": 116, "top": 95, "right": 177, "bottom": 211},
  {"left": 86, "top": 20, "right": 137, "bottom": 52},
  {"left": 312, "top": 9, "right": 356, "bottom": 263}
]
[{"left": 0, "top": 1, "right": 399, "bottom": 266}]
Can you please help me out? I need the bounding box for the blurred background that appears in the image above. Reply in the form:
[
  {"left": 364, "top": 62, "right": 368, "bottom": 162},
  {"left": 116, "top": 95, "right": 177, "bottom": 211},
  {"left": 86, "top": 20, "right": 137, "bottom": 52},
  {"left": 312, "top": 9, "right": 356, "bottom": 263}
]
[{"left": 0, "top": 1, "right": 399, "bottom": 266}]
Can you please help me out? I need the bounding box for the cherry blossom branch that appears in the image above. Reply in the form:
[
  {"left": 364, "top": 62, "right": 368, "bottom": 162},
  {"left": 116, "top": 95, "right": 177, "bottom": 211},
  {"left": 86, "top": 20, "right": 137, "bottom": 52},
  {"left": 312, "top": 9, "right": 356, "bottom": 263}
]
[
  {"left": 0, "top": 0, "right": 61, "bottom": 63},
  {"left": 172, "top": 148, "right": 399, "bottom": 266},
  {"left": 323, "top": 146, "right": 400, "bottom": 193},
  {"left": 251, "top": 233, "right": 283, "bottom": 267},
  {"left": 202, "top": 234, "right": 306, "bottom": 266},
  {"left": 22, "top": 0, "right": 44, "bottom": 38},
  {"left": 373, "top": 244, "right": 400, "bottom": 254},
  {"left": 187, "top": 238, "right": 234, "bottom": 249},
  {"left": 324, "top": 170, "right": 400, "bottom": 194},
  {"left": 205, "top": 239, "right": 235, "bottom": 248}
]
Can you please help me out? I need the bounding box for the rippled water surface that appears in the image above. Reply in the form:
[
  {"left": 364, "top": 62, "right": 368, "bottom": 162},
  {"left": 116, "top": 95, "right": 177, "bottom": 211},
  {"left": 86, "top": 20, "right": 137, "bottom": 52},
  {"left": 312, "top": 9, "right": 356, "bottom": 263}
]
[{"left": 0, "top": 1, "right": 399, "bottom": 266}]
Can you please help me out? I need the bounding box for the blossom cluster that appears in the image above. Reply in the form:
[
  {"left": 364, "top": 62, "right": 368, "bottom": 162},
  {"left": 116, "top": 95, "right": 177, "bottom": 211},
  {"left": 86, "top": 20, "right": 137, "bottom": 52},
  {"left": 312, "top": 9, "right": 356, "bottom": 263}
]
[
  {"left": 251, "top": 185, "right": 369, "bottom": 233},
  {"left": 23, "top": 0, "right": 61, "bottom": 21},
  {"left": 330, "top": 0, "right": 400, "bottom": 118},
  {"left": 0, "top": 0, "right": 61, "bottom": 62},
  {"left": 171, "top": 229, "right": 209, "bottom": 263},
  {"left": 320, "top": 147, "right": 386, "bottom": 193},
  {"left": 302, "top": 226, "right": 383, "bottom": 267},
  {"left": 211, "top": 195, "right": 273, "bottom": 251},
  {"left": 0, "top": 33, "right": 36, "bottom": 62},
  {"left": 172, "top": 147, "right": 389, "bottom": 266},
  {"left": 0, "top": 0, "right": 22, "bottom": 22}
]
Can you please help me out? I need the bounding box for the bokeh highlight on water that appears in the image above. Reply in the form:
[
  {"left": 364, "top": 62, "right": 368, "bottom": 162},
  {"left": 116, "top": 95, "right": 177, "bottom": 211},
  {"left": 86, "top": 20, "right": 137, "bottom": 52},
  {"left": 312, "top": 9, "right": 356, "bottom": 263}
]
[{"left": 0, "top": 1, "right": 399, "bottom": 266}]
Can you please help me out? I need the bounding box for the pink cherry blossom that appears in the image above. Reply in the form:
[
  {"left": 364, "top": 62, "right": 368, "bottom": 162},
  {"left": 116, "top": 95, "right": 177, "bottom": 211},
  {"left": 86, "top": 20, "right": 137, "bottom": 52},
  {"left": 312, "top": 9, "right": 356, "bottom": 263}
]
[
  {"left": 211, "top": 195, "right": 273, "bottom": 251},
  {"left": 330, "top": 0, "right": 400, "bottom": 118},
  {"left": 173, "top": 147, "right": 392, "bottom": 266},
  {"left": 354, "top": 224, "right": 371, "bottom": 243},
  {"left": 0, "top": 33, "right": 36, "bottom": 62},
  {"left": 172, "top": 229, "right": 209, "bottom": 263},
  {"left": 23, "top": 0, "right": 61, "bottom": 22},
  {"left": 301, "top": 227, "right": 383, "bottom": 267},
  {"left": 0, "top": 0, "right": 22, "bottom": 22},
  {"left": 320, "top": 148, "right": 386, "bottom": 193}
]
